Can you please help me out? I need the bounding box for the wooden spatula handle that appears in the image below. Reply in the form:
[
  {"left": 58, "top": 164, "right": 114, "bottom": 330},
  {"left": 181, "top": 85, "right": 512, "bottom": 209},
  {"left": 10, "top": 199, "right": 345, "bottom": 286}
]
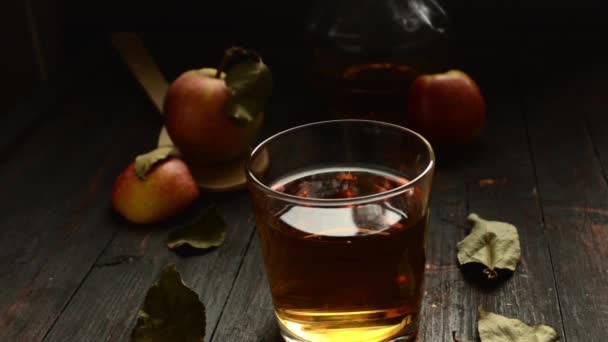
[{"left": 111, "top": 32, "right": 168, "bottom": 113}]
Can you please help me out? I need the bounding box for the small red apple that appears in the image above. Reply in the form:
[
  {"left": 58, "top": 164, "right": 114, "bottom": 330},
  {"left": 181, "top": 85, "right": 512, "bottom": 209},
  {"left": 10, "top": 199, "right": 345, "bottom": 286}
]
[
  {"left": 164, "top": 68, "right": 263, "bottom": 165},
  {"left": 112, "top": 158, "right": 200, "bottom": 224},
  {"left": 406, "top": 70, "right": 486, "bottom": 145},
  {"left": 164, "top": 45, "right": 273, "bottom": 166}
]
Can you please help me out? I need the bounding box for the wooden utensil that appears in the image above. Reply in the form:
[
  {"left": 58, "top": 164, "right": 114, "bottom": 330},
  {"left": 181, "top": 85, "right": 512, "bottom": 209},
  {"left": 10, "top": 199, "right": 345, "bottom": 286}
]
[{"left": 111, "top": 32, "right": 267, "bottom": 191}]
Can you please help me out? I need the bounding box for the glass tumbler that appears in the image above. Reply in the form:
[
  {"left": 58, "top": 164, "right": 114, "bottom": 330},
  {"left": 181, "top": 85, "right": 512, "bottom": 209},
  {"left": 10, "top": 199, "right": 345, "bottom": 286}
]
[{"left": 246, "top": 120, "right": 435, "bottom": 342}]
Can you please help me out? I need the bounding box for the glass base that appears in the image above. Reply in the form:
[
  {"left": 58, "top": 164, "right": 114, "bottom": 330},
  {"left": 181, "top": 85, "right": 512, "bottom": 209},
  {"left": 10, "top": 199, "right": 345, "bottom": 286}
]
[
  {"left": 281, "top": 334, "right": 416, "bottom": 342},
  {"left": 276, "top": 311, "right": 418, "bottom": 342}
]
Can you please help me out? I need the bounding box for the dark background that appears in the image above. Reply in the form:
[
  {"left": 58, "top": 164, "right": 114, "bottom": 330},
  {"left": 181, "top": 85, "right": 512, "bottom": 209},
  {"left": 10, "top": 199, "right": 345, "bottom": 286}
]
[{"left": 3, "top": 0, "right": 608, "bottom": 116}]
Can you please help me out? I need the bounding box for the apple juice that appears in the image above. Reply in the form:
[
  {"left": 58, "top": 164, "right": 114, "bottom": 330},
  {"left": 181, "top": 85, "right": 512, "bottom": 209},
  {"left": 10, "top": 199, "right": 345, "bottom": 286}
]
[{"left": 255, "top": 166, "right": 428, "bottom": 342}]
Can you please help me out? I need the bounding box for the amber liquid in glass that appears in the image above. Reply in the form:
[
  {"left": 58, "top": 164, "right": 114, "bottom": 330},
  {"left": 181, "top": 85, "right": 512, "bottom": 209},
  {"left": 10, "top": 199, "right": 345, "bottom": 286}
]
[{"left": 257, "top": 167, "right": 427, "bottom": 342}]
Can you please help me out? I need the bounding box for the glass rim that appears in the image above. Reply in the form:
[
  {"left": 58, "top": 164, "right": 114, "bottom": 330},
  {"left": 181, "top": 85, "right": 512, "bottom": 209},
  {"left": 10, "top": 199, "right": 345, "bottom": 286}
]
[{"left": 246, "top": 119, "right": 435, "bottom": 207}]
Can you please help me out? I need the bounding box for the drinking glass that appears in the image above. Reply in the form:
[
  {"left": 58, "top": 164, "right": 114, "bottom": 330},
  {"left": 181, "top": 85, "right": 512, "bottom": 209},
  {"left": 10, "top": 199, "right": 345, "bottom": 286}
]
[{"left": 246, "top": 120, "right": 435, "bottom": 342}]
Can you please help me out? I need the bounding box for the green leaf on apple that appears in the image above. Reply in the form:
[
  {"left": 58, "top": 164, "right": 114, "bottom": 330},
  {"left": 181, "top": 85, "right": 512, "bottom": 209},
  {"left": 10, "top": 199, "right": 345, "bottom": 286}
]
[
  {"left": 130, "top": 264, "right": 206, "bottom": 342},
  {"left": 223, "top": 53, "right": 272, "bottom": 126},
  {"left": 134, "top": 146, "right": 181, "bottom": 180},
  {"left": 457, "top": 213, "right": 521, "bottom": 280},
  {"left": 166, "top": 207, "right": 227, "bottom": 252}
]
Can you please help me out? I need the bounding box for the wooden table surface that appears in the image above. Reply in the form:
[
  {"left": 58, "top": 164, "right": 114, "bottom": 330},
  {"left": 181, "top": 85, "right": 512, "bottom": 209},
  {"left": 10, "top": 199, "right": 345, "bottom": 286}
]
[{"left": 1, "top": 26, "right": 607, "bottom": 342}]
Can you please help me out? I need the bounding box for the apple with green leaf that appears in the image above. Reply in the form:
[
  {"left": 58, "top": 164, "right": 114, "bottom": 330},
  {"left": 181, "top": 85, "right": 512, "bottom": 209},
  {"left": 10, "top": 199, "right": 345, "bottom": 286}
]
[
  {"left": 112, "top": 149, "right": 199, "bottom": 224},
  {"left": 164, "top": 47, "right": 272, "bottom": 165}
]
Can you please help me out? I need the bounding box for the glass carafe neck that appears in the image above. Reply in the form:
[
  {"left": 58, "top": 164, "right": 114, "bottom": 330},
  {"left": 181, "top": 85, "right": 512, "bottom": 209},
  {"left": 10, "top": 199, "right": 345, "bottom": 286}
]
[{"left": 307, "top": 0, "right": 449, "bottom": 56}]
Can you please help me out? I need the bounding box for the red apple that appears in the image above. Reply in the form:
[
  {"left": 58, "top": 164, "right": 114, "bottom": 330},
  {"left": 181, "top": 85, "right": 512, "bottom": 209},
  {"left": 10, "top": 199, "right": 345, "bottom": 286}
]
[
  {"left": 112, "top": 158, "right": 200, "bottom": 224},
  {"left": 164, "top": 68, "right": 263, "bottom": 165},
  {"left": 406, "top": 70, "right": 486, "bottom": 145}
]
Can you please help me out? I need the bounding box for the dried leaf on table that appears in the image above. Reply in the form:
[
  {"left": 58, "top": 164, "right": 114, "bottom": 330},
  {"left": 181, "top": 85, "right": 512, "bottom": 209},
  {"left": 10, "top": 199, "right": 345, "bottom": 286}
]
[
  {"left": 166, "top": 207, "right": 227, "bottom": 253},
  {"left": 131, "top": 265, "right": 205, "bottom": 342},
  {"left": 457, "top": 213, "right": 521, "bottom": 280},
  {"left": 452, "top": 311, "right": 560, "bottom": 342},
  {"left": 478, "top": 310, "right": 559, "bottom": 342}
]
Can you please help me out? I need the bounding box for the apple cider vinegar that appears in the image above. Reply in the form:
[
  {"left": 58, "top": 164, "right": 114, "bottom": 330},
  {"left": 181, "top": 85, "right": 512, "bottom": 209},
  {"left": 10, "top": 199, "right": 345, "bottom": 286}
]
[{"left": 255, "top": 167, "right": 427, "bottom": 342}]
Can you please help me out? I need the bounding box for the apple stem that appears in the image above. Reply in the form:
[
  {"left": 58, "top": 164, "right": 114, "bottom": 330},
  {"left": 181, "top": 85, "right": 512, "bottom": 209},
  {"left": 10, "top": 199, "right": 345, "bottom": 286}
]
[{"left": 215, "top": 46, "right": 261, "bottom": 78}]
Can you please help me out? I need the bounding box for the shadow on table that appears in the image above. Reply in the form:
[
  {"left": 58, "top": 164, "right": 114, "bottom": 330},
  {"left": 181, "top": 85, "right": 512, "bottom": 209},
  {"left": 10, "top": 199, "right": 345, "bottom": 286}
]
[
  {"left": 433, "top": 139, "right": 485, "bottom": 170},
  {"left": 109, "top": 189, "right": 237, "bottom": 233},
  {"left": 460, "top": 262, "right": 514, "bottom": 291}
]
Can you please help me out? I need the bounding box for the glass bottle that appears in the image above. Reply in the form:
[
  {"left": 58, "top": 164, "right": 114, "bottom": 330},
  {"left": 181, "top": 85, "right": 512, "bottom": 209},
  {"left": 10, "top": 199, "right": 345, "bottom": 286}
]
[{"left": 306, "top": 0, "right": 450, "bottom": 124}]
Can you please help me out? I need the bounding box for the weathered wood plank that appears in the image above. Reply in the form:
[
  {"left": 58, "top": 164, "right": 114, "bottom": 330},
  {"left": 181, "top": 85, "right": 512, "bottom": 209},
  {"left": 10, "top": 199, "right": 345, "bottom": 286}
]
[
  {"left": 41, "top": 43, "right": 326, "bottom": 342},
  {"left": 0, "top": 50, "right": 161, "bottom": 342},
  {"left": 209, "top": 236, "right": 279, "bottom": 342},
  {"left": 42, "top": 191, "right": 256, "bottom": 342},
  {"left": 523, "top": 57, "right": 608, "bottom": 341},
  {"left": 420, "top": 65, "right": 564, "bottom": 340}
]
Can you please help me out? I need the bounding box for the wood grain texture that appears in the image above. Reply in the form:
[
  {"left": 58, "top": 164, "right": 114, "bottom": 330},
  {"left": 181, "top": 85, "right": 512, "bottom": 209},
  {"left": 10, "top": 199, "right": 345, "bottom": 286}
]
[
  {"left": 0, "top": 50, "right": 160, "bottom": 342},
  {"left": 523, "top": 56, "right": 608, "bottom": 341},
  {"left": 210, "top": 236, "right": 279, "bottom": 342},
  {"left": 42, "top": 44, "right": 324, "bottom": 342},
  {"left": 420, "top": 55, "right": 564, "bottom": 340},
  {"left": 43, "top": 192, "right": 256, "bottom": 342}
]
